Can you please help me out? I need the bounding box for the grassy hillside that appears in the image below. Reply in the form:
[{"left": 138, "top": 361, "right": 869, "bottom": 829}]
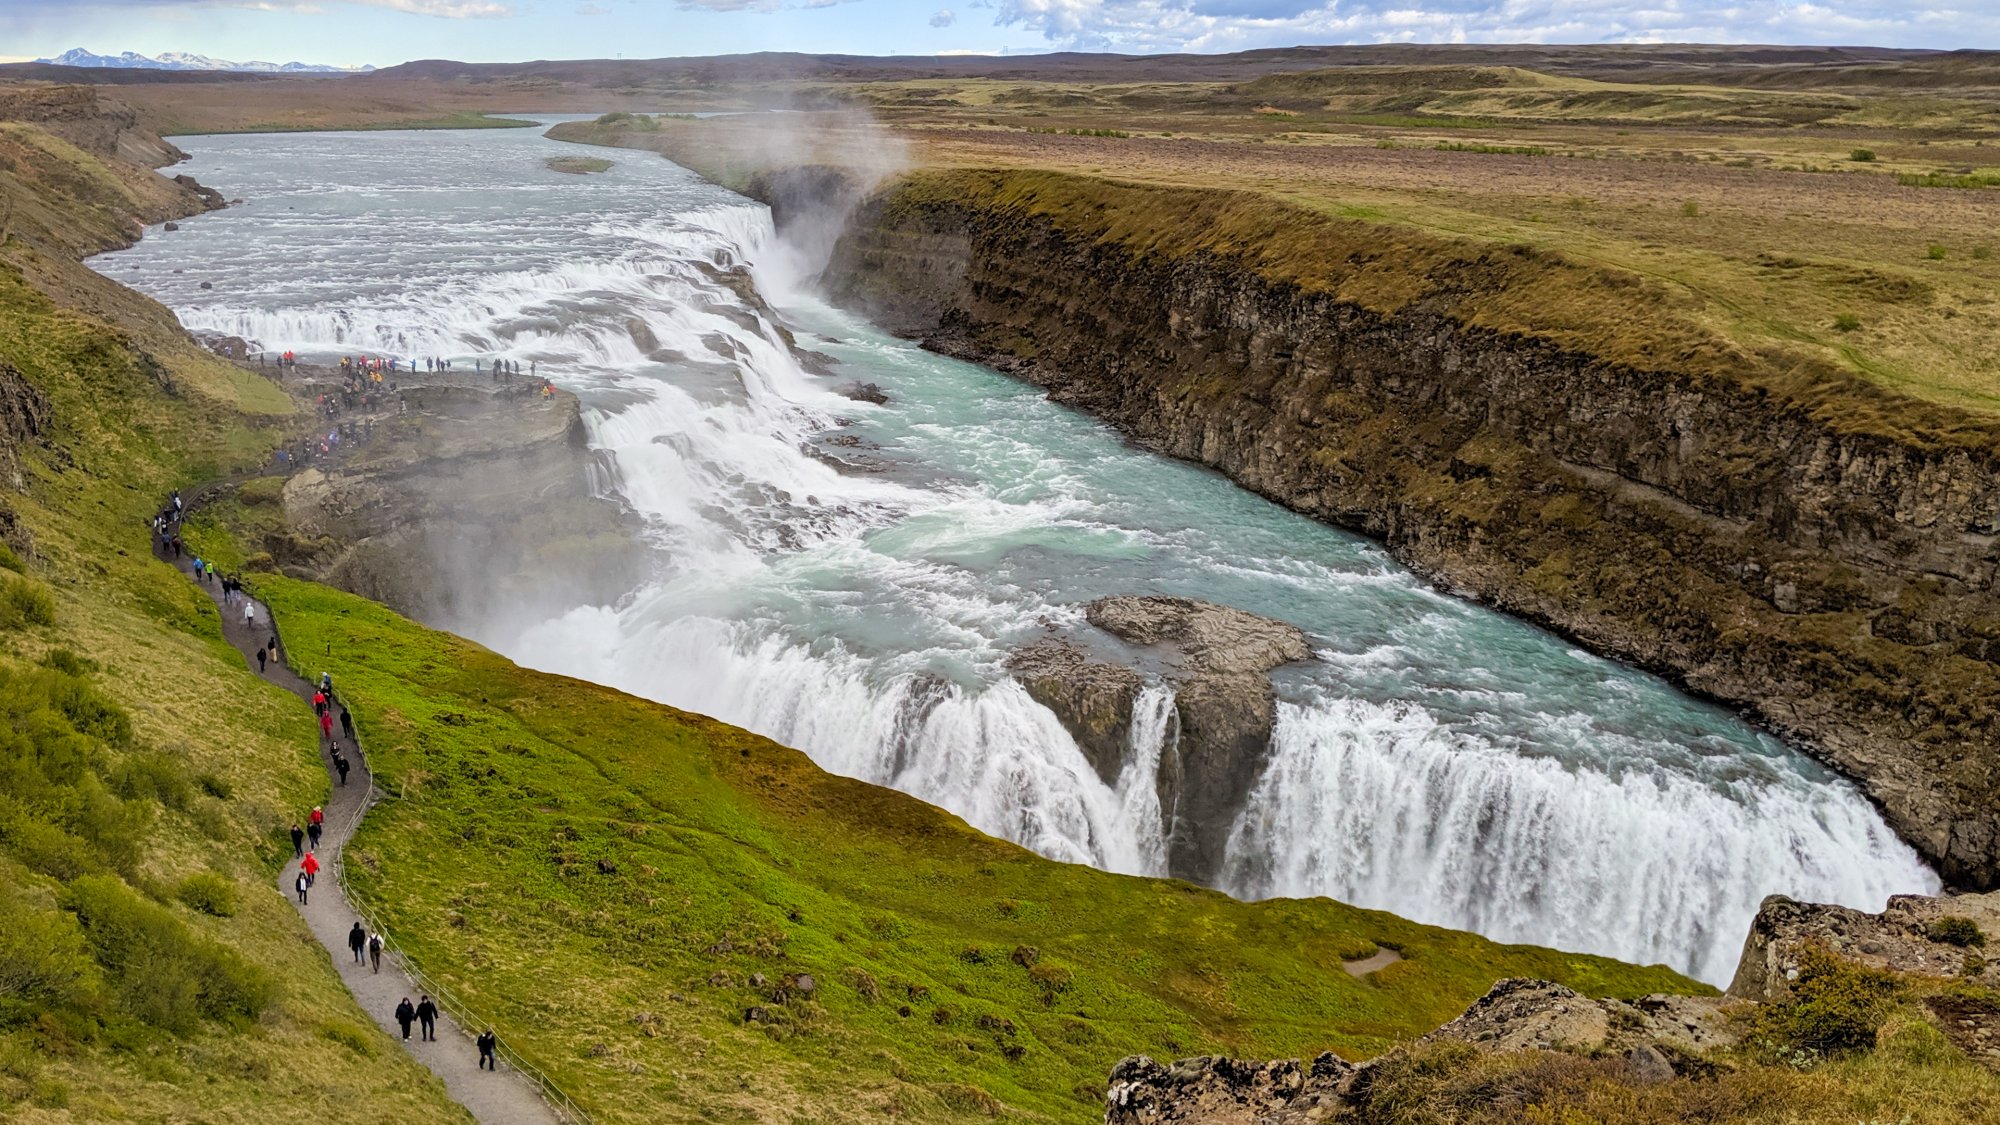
[{"left": 0, "top": 124, "right": 467, "bottom": 1120}]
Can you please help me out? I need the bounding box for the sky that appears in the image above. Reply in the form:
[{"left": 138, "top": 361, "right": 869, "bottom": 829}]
[{"left": 0, "top": 0, "right": 1994, "bottom": 68}]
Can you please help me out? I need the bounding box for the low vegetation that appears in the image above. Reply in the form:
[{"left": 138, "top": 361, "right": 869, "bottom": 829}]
[{"left": 0, "top": 118, "right": 465, "bottom": 1120}]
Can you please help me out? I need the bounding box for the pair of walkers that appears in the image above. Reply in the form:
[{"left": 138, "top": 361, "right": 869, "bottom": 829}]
[
  {"left": 389, "top": 996, "right": 500, "bottom": 1072},
  {"left": 394, "top": 994, "right": 439, "bottom": 1041},
  {"left": 346, "top": 921, "right": 385, "bottom": 973}
]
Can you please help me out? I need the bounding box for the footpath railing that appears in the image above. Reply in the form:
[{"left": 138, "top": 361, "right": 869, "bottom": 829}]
[
  {"left": 207, "top": 533, "right": 596, "bottom": 1125},
  {"left": 332, "top": 810, "right": 595, "bottom": 1125}
]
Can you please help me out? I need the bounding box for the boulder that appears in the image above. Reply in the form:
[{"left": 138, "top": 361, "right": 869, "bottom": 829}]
[
  {"left": 1425, "top": 979, "right": 1734, "bottom": 1055},
  {"left": 1006, "top": 638, "right": 1143, "bottom": 785},
  {"left": 1729, "top": 891, "right": 2000, "bottom": 1001},
  {"left": 1085, "top": 595, "right": 1310, "bottom": 676},
  {"left": 1106, "top": 1054, "right": 1348, "bottom": 1125},
  {"left": 1009, "top": 596, "right": 1313, "bottom": 884}
]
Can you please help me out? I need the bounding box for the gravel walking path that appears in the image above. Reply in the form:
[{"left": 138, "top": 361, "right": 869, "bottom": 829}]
[{"left": 159, "top": 533, "right": 566, "bottom": 1125}]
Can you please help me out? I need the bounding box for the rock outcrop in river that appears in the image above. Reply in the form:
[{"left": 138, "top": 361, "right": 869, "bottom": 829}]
[
  {"left": 1011, "top": 595, "right": 1310, "bottom": 883},
  {"left": 275, "top": 378, "right": 645, "bottom": 635},
  {"left": 741, "top": 165, "right": 2000, "bottom": 889}
]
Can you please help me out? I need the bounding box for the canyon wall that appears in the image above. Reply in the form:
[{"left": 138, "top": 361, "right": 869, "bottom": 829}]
[{"left": 758, "top": 166, "right": 2000, "bottom": 887}]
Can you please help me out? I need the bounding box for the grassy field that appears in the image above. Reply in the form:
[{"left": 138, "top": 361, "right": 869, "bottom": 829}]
[{"left": 521, "top": 47, "right": 2000, "bottom": 422}]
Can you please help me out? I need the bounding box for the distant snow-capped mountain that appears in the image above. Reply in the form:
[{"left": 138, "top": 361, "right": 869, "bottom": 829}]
[{"left": 36, "top": 48, "right": 372, "bottom": 74}]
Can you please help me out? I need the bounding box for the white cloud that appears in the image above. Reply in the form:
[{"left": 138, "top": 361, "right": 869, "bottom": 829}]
[
  {"left": 990, "top": 0, "right": 2000, "bottom": 53},
  {"left": 930, "top": 6, "right": 955, "bottom": 25},
  {"left": 350, "top": 0, "right": 511, "bottom": 14}
]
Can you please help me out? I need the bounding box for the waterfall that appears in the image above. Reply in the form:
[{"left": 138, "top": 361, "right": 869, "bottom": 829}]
[{"left": 96, "top": 124, "right": 1940, "bottom": 986}]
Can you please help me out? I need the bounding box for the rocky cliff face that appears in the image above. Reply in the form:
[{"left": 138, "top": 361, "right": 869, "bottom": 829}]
[
  {"left": 775, "top": 168, "right": 2000, "bottom": 887},
  {"left": 276, "top": 381, "right": 644, "bottom": 636},
  {"left": 1009, "top": 595, "right": 1310, "bottom": 883}
]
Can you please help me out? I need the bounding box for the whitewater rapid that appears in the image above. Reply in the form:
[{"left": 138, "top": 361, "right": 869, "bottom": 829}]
[{"left": 95, "top": 122, "right": 1937, "bottom": 985}]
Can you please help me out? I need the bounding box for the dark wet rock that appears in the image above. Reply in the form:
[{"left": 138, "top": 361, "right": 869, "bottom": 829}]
[
  {"left": 1089, "top": 596, "right": 1310, "bottom": 882},
  {"left": 198, "top": 281, "right": 213, "bottom": 290},
  {"left": 162, "top": 220, "right": 179, "bottom": 231},
  {"left": 172, "top": 174, "right": 225, "bottom": 210},
  {"left": 835, "top": 380, "right": 889, "bottom": 404},
  {"left": 1006, "top": 597, "right": 1311, "bottom": 883},
  {"left": 798, "top": 348, "right": 840, "bottom": 376},
  {"left": 1007, "top": 639, "right": 1144, "bottom": 786}
]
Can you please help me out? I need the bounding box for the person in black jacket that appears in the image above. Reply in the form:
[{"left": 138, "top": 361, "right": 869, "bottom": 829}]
[
  {"left": 347, "top": 922, "right": 367, "bottom": 964},
  {"left": 290, "top": 822, "right": 305, "bottom": 858},
  {"left": 394, "top": 997, "right": 417, "bottom": 1041},
  {"left": 477, "top": 1028, "right": 497, "bottom": 1070},
  {"left": 416, "top": 995, "right": 439, "bottom": 1041}
]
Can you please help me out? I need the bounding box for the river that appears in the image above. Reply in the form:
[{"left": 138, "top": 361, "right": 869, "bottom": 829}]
[{"left": 93, "top": 119, "right": 1937, "bottom": 985}]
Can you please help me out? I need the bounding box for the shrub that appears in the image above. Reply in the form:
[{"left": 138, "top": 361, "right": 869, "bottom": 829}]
[
  {"left": 112, "top": 750, "right": 195, "bottom": 811},
  {"left": 1833, "top": 313, "right": 1862, "bottom": 333},
  {"left": 1975, "top": 246, "right": 1992, "bottom": 260},
  {"left": 1028, "top": 962, "right": 1073, "bottom": 995},
  {"left": 64, "top": 875, "right": 274, "bottom": 1034},
  {"left": 1850, "top": 149, "right": 1877, "bottom": 162},
  {"left": 1926, "top": 243, "right": 1949, "bottom": 260},
  {"left": 0, "top": 576, "right": 55, "bottom": 628},
  {"left": 0, "top": 888, "right": 99, "bottom": 1019},
  {"left": 1927, "top": 915, "right": 1986, "bottom": 947},
  {"left": 176, "top": 872, "right": 239, "bottom": 918},
  {"left": 1681, "top": 200, "right": 1701, "bottom": 217},
  {"left": 1753, "top": 944, "right": 1900, "bottom": 1056},
  {"left": 0, "top": 542, "right": 22, "bottom": 573},
  {"left": 37, "top": 649, "right": 95, "bottom": 677}
]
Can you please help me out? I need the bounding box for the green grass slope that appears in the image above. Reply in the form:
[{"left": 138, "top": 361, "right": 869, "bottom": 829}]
[{"left": 0, "top": 127, "right": 468, "bottom": 1119}]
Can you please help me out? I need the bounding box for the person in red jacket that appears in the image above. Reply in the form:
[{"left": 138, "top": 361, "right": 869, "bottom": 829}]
[
  {"left": 301, "top": 849, "right": 320, "bottom": 887},
  {"left": 320, "top": 707, "right": 333, "bottom": 744}
]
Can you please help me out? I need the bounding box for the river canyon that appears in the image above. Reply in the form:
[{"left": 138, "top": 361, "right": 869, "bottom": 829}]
[{"left": 93, "top": 120, "right": 1938, "bottom": 987}]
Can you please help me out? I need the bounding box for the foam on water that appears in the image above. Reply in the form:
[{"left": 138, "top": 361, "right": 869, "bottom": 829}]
[{"left": 92, "top": 121, "right": 1939, "bottom": 984}]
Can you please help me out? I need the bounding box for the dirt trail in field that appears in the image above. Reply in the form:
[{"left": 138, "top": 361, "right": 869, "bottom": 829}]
[{"left": 155, "top": 519, "right": 569, "bottom": 1125}]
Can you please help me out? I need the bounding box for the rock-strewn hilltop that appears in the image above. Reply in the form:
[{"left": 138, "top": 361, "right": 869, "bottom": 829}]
[
  {"left": 1009, "top": 595, "right": 1309, "bottom": 883},
  {"left": 1109, "top": 890, "right": 2000, "bottom": 1123}
]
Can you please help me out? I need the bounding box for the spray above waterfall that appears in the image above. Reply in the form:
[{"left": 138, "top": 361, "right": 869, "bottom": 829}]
[{"left": 95, "top": 120, "right": 1940, "bottom": 985}]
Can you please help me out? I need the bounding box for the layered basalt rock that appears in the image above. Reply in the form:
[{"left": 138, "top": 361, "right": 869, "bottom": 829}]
[{"left": 1011, "top": 595, "right": 1311, "bottom": 884}]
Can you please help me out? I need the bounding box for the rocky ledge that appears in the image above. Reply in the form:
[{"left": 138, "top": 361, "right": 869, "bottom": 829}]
[
  {"left": 1008, "top": 595, "right": 1310, "bottom": 884},
  {"left": 266, "top": 372, "right": 646, "bottom": 634},
  {"left": 1730, "top": 890, "right": 2000, "bottom": 1001},
  {"left": 1108, "top": 978, "right": 1735, "bottom": 1124}
]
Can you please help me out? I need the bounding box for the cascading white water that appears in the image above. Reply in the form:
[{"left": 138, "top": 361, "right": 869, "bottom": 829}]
[{"left": 94, "top": 121, "right": 1940, "bottom": 984}]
